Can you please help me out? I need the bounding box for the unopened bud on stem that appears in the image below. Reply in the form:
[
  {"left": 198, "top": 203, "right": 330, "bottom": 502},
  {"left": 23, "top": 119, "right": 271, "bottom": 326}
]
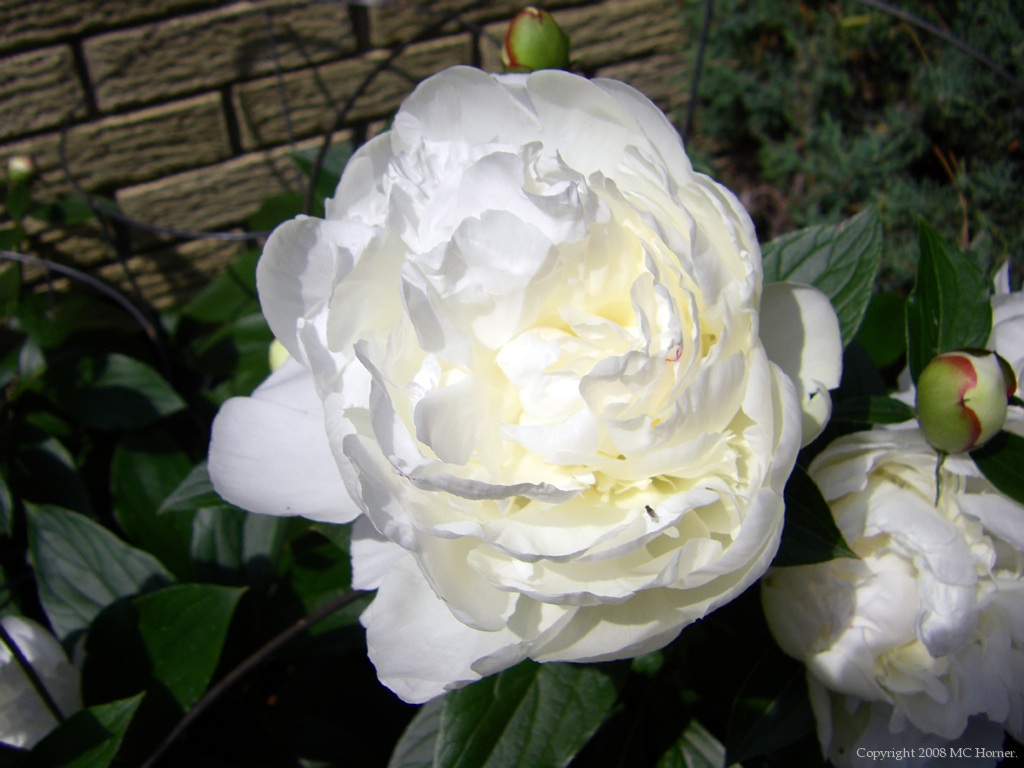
[
  {"left": 915, "top": 349, "right": 1016, "bottom": 454},
  {"left": 7, "top": 156, "right": 34, "bottom": 184},
  {"left": 502, "top": 7, "right": 571, "bottom": 73}
]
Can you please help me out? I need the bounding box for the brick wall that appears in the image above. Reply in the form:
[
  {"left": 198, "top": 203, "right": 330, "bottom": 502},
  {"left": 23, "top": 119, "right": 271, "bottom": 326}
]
[{"left": 0, "top": 0, "right": 691, "bottom": 307}]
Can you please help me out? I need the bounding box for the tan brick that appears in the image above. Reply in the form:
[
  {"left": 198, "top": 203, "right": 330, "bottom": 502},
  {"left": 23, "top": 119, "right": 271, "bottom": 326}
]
[
  {"left": 0, "top": 46, "right": 86, "bottom": 140},
  {"left": 0, "top": 93, "right": 233, "bottom": 200},
  {"left": 232, "top": 34, "right": 472, "bottom": 149},
  {"left": 18, "top": 218, "right": 113, "bottom": 278},
  {"left": 0, "top": 0, "right": 225, "bottom": 54},
  {"left": 95, "top": 238, "right": 249, "bottom": 309},
  {"left": 114, "top": 132, "right": 352, "bottom": 243},
  {"left": 83, "top": 1, "right": 357, "bottom": 112},
  {"left": 481, "top": 0, "right": 688, "bottom": 72},
  {"left": 18, "top": 237, "right": 247, "bottom": 311},
  {"left": 369, "top": 0, "right": 594, "bottom": 49},
  {"left": 570, "top": 0, "right": 687, "bottom": 68}
]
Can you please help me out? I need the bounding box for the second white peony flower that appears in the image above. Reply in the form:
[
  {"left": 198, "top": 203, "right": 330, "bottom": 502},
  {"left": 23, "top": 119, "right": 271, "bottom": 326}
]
[{"left": 209, "top": 66, "right": 842, "bottom": 703}]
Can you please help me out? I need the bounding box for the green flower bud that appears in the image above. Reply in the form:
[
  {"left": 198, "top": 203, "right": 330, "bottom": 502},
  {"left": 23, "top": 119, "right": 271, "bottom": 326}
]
[
  {"left": 915, "top": 349, "right": 1015, "bottom": 454},
  {"left": 7, "top": 156, "right": 34, "bottom": 184},
  {"left": 502, "top": 7, "right": 571, "bottom": 73}
]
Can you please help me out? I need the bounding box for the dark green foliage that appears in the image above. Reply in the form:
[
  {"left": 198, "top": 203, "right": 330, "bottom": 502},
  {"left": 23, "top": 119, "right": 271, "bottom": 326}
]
[{"left": 684, "top": 0, "right": 1024, "bottom": 289}]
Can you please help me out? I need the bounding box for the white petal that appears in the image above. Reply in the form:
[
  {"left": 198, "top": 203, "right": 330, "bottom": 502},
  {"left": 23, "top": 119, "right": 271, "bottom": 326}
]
[
  {"left": 958, "top": 490, "right": 1024, "bottom": 552},
  {"left": 359, "top": 554, "right": 530, "bottom": 703},
  {"left": 593, "top": 77, "right": 694, "bottom": 181},
  {"left": 535, "top": 489, "right": 783, "bottom": 663},
  {"left": 754, "top": 353, "right": 803, "bottom": 493},
  {"left": 413, "top": 376, "right": 481, "bottom": 465},
  {"left": 525, "top": 73, "right": 639, "bottom": 172},
  {"left": 256, "top": 217, "right": 373, "bottom": 362},
  {"left": 392, "top": 66, "right": 538, "bottom": 151},
  {"left": 992, "top": 289, "right": 1024, "bottom": 383},
  {"left": 350, "top": 516, "right": 404, "bottom": 591},
  {"left": 760, "top": 282, "right": 842, "bottom": 445},
  {"left": 0, "top": 616, "right": 81, "bottom": 748},
  {"left": 209, "top": 359, "right": 359, "bottom": 523}
]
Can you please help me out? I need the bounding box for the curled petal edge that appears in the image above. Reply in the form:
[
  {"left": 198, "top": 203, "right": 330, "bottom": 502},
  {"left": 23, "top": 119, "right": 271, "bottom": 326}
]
[{"left": 760, "top": 282, "right": 843, "bottom": 445}]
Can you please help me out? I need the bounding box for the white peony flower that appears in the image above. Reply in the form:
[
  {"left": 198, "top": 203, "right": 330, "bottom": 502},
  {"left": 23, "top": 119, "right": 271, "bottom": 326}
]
[
  {"left": 209, "top": 66, "right": 842, "bottom": 703},
  {"left": 762, "top": 428, "right": 1024, "bottom": 767},
  {"left": 0, "top": 616, "right": 82, "bottom": 749}
]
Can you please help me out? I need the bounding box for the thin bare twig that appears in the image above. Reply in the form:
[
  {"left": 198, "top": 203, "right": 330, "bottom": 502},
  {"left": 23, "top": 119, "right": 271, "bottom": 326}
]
[
  {"left": 72, "top": 198, "right": 271, "bottom": 242},
  {"left": 854, "top": 0, "right": 1024, "bottom": 94},
  {"left": 683, "top": 0, "right": 714, "bottom": 144},
  {"left": 141, "top": 589, "right": 368, "bottom": 768},
  {"left": 0, "top": 250, "right": 165, "bottom": 365},
  {"left": 931, "top": 145, "right": 970, "bottom": 249}
]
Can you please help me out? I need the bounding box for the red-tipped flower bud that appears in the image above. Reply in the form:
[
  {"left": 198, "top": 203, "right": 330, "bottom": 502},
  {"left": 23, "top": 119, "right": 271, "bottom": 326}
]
[
  {"left": 502, "top": 7, "right": 571, "bottom": 73},
  {"left": 915, "top": 349, "right": 1015, "bottom": 454}
]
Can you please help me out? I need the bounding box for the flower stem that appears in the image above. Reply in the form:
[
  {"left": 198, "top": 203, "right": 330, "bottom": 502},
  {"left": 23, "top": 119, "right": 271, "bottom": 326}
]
[
  {"left": 140, "top": 589, "right": 368, "bottom": 768},
  {"left": 0, "top": 621, "right": 67, "bottom": 725}
]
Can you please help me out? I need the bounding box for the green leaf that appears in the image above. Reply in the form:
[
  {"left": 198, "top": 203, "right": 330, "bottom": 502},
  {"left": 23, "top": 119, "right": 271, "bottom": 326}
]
[
  {"left": 6, "top": 181, "right": 31, "bottom": 222},
  {"left": 388, "top": 698, "right": 446, "bottom": 768},
  {"left": 436, "top": 661, "right": 617, "bottom": 768},
  {"left": 657, "top": 719, "right": 737, "bottom": 768},
  {"left": 853, "top": 292, "right": 907, "bottom": 369},
  {"left": 971, "top": 430, "right": 1024, "bottom": 506},
  {"left": 830, "top": 395, "right": 916, "bottom": 425},
  {"left": 761, "top": 209, "right": 882, "bottom": 346},
  {"left": 22, "top": 411, "right": 73, "bottom": 441},
  {"left": 185, "top": 313, "right": 272, "bottom": 377},
  {"left": 14, "top": 294, "right": 133, "bottom": 351},
  {"left": 110, "top": 430, "right": 195, "bottom": 579},
  {"left": 0, "top": 469, "right": 14, "bottom": 537},
  {"left": 29, "top": 195, "right": 98, "bottom": 228},
  {"left": 629, "top": 649, "right": 664, "bottom": 679},
  {"left": 724, "top": 651, "right": 813, "bottom": 764},
  {"left": 290, "top": 144, "right": 353, "bottom": 202},
  {"left": 905, "top": 220, "right": 992, "bottom": 383},
  {"left": 157, "top": 461, "right": 222, "bottom": 514},
  {"left": 0, "top": 260, "right": 21, "bottom": 317},
  {"left": 0, "top": 224, "right": 28, "bottom": 251},
  {"left": 248, "top": 192, "right": 308, "bottom": 232},
  {"left": 29, "top": 694, "right": 144, "bottom": 768},
  {"left": 10, "top": 438, "right": 91, "bottom": 516},
  {"left": 180, "top": 250, "right": 260, "bottom": 324},
  {"left": 191, "top": 506, "right": 287, "bottom": 593},
  {"left": 773, "top": 466, "right": 857, "bottom": 566},
  {"left": 309, "top": 521, "right": 352, "bottom": 553},
  {"left": 26, "top": 505, "right": 173, "bottom": 643},
  {"left": 287, "top": 537, "right": 360, "bottom": 631},
  {"left": 182, "top": 312, "right": 273, "bottom": 405},
  {"left": 83, "top": 584, "right": 243, "bottom": 713},
  {"left": 55, "top": 354, "right": 185, "bottom": 431}
]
